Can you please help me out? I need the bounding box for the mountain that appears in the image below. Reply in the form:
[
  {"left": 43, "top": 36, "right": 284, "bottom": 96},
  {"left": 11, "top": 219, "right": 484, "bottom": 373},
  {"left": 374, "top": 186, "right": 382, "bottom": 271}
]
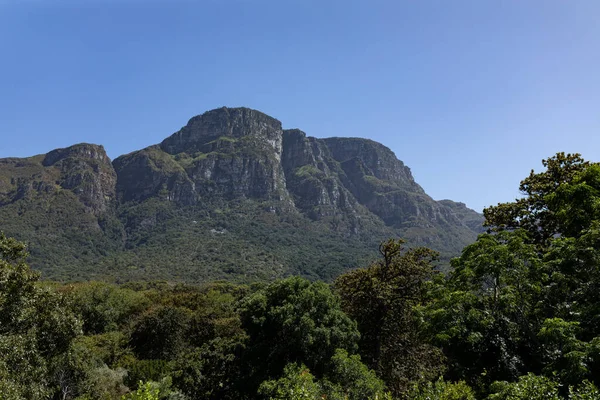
[{"left": 0, "top": 107, "right": 483, "bottom": 283}]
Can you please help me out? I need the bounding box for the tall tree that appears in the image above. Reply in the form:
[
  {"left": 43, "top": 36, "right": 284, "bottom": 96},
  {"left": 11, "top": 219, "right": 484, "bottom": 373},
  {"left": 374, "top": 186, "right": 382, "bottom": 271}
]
[
  {"left": 428, "top": 155, "right": 600, "bottom": 393},
  {"left": 484, "top": 152, "right": 591, "bottom": 247},
  {"left": 0, "top": 233, "right": 82, "bottom": 398},
  {"left": 238, "top": 276, "right": 360, "bottom": 395},
  {"left": 334, "top": 239, "right": 444, "bottom": 395},
  {"left": 424, "top": 230, "right": 544, "bottom": 391}
]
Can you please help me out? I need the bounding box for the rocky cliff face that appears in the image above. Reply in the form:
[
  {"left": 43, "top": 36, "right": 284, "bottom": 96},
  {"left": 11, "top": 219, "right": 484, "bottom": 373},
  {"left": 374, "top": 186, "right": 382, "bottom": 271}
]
[
  {"left": 323, "top": 137, "right": 422, "bottom": 191},
  {"left": 0, "top": 107, "right": 483, "bottom": 282},
  {"left": 0, "top": 143, "right": 116, "bottom": 215},
  {"left": 42, "top": 144, "right": 117, "bottom": 214},
  {"left": 0, "top": 144, "right": 122, "bottom": 279},
  {"left": 281, "top": 129, "right": 362, "bottom": 219},
  {"left": 280, "top": 129, "right": 481, "bottom": 235},
  {"left": 115, "top": 107, "right": 292, "bottom": 207},
  {"left": 112, "top": 107, "right": 480, "bottom": 235}
]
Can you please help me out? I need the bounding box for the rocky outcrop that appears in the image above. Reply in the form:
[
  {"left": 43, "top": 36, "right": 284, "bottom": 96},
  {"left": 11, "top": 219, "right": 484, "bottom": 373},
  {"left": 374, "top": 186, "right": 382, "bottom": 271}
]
[
  {"left": 323, "top": 137, "right": 423, "bottom": 191},
  {"left": 112, "top": 107, "right": 483, "bottom": 234},
  {"left": 0, "top": 143, "right": 116, "bottom": 215},
  {"left": 42, "top": 144, "right": 117, "bottom": 214},
  {"left": 281, "top": 129, "right": 361, "bottom": 219},
  {"left": 114, "top": 107, "right": 292, "bottom": 207},
  {"left": 438, "top": 200, "right": 486, "bottom": 232},
  {"left": 0, "top": 106, "right": 484, "bottom": 282},
  {"left": 280, "top": 131, "right": 481, "bottom": 234},
  {"left": 160, "top": 107, "right": 284, "bottom": 156},
  {"left": 113, "top": 145, "right": 195, "bottom": 204}
]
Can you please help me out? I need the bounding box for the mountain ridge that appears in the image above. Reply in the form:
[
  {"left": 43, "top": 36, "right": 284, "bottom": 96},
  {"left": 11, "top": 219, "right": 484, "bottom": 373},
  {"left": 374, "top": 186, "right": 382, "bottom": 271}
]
[{"left": 0, "top": 107, "right": 483, "bottom": 282}]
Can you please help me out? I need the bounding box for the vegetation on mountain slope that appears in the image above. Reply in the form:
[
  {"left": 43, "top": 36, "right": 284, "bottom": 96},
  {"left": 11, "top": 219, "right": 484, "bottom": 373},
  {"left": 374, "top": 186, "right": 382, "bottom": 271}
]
[
  {"left": 0, "top": 108, "right": 483, "bottom": 283},
  {"left": 1, "top": 152, "right": 600, "bottom": 399}
]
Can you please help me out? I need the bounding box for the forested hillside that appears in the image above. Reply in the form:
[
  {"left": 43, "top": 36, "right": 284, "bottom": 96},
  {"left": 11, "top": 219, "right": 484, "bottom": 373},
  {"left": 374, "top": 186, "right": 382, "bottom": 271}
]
[
  {"left": 1, "top": 152, "right": 600, "bottom": 399},
  {"left": 0, "top": 107, "right": 483, "bottom": 283}
]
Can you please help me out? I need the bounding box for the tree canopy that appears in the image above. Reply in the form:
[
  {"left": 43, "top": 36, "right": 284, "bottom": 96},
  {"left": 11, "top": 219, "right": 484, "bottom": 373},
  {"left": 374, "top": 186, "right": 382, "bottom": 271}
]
[{"left": 1, "top": 152, "right": 600, "bottom": 399}]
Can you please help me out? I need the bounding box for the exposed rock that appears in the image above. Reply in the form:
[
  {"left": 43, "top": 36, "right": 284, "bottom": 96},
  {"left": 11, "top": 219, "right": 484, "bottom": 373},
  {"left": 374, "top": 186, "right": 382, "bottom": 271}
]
[
  {"left": 282, "top": 129, "right": 361, "bottom": 219},
  {"left": 113, "top": 145, "right": 195, "bottom": 205},
  {"left": 323, "top": 137, "right": 423, "bottom": 191},
  {"left": 0, "top": 107, "right": 484, "bottom": 282},
  {"left": 160, "top": 107, "right": 284, "bottom": 156},
  {"left": 0, "top": 143, "right": 116, "bottom": 215},
  {"left": 281, "top": 130, "right": 481, "bottom": 234},
  {"left": 43, "top": 144, "right": 117, "bottom": 214},
  {"left": 42, "top": 143, "right": 111, "bottom": 167},
  {"left": 115, "top": 107, "right": 292, "bottom": 207}
]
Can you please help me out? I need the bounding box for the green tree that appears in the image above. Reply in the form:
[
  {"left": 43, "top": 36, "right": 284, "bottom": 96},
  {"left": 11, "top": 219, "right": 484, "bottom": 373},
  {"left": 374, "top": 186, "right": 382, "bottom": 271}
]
[
  {"left": 0, "top": 232, "right": 39, "bottom": 333},
  {"left": 0, "top": 334, "right": 50, "bottom": 399},
  {"left": 82, "top": 365, "right": 129, "bottom": 400},
  {"left": 484, "top": 152, "right": 591, "bottom": 247},
  {"left": 487, "top": 373, "right": 561, "bottom": 400},
  {"left": 130, "top": 305, "right": 192, "bottom": 360},
  {"left": 258, "top": 355, "right": 389, "bottom": 400},
  {"left": 321, "top": 349, "right": 388, "bottom": 400},
  {"left": 536, "top": 318, "right": 591, "bottom": 386},
  {"left": 569, "top": 380, "right": 600, "bottom": 399},
  {"left": 428, "top": 155, "right": 600, "bottom": 394},
  {"left": 186, "top": 288, "right": 246, "bottom": 348},
  {"left": 542, "top": 169, "right": 600, "bottom": 339},
  {"left": 239, "top": 276, "right": 360, "bottom": 395},
  {"left": 122, "top": 381, "right": 160, "bottom": 400},
  {"left": 335, "top": 239, "right": 444, "bottom": 395},
  {"left": 65, "top": 282, "right": 149, "bottom": 334},
  {"left": 172, "top": 337, "right": 243, "bottom": 400},
  {"left": 258, "top": 363, "right": 323, "bottom": 400},
  {"left": 0, "top": 233, "right": 82, "bottom": 399},
  {"left": 487, "top": 374, "right": 600, "bottom": 400},
  {"left": 424, "top": 230, "right": 545, "bottom": 389},
  {"left": 546, "top": 164, "right": 600, "bottom": 237},
  {"left": 407, "top": 378, "right": 475, "bottom": 400}
]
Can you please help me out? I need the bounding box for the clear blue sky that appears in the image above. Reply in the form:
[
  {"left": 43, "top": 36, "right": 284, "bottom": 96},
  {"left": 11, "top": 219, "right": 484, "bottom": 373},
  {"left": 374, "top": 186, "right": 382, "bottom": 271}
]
[{"left": 1, "top": 0, "right": 599, "bottom": 212}]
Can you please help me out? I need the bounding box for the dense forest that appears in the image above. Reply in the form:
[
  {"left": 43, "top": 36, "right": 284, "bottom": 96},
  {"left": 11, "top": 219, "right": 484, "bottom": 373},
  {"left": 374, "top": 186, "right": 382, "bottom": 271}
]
[{"left": 2, "top": 152, "right": 600, "bottom": 399}]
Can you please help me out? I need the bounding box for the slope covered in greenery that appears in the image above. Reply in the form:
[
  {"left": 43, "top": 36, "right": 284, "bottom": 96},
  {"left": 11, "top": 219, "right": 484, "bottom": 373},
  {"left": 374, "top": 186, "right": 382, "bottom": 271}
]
[
  {"left": 1, "top": 152, "right": 600, "bottom": 399},
  {"left": 0, "top": 107, "right": 483, "bottom": 283}
]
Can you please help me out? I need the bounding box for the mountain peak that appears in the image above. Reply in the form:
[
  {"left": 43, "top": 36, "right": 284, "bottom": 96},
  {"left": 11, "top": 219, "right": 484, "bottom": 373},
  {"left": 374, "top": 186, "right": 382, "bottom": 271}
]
[
  {"left": 160, "top": 107, "right": 283, "bottom": 154},
  {"left": 322, "top": 137, "right": 422, "bottom": 192},
  {"left": 42, "top": 143, "right": 110, "bottom": 167},
  {"left": 201, "top": 106, "right": 281, "bottom": 122},
  {"left": 0, "top": 107, "right": 483, "bottom": 282}
]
